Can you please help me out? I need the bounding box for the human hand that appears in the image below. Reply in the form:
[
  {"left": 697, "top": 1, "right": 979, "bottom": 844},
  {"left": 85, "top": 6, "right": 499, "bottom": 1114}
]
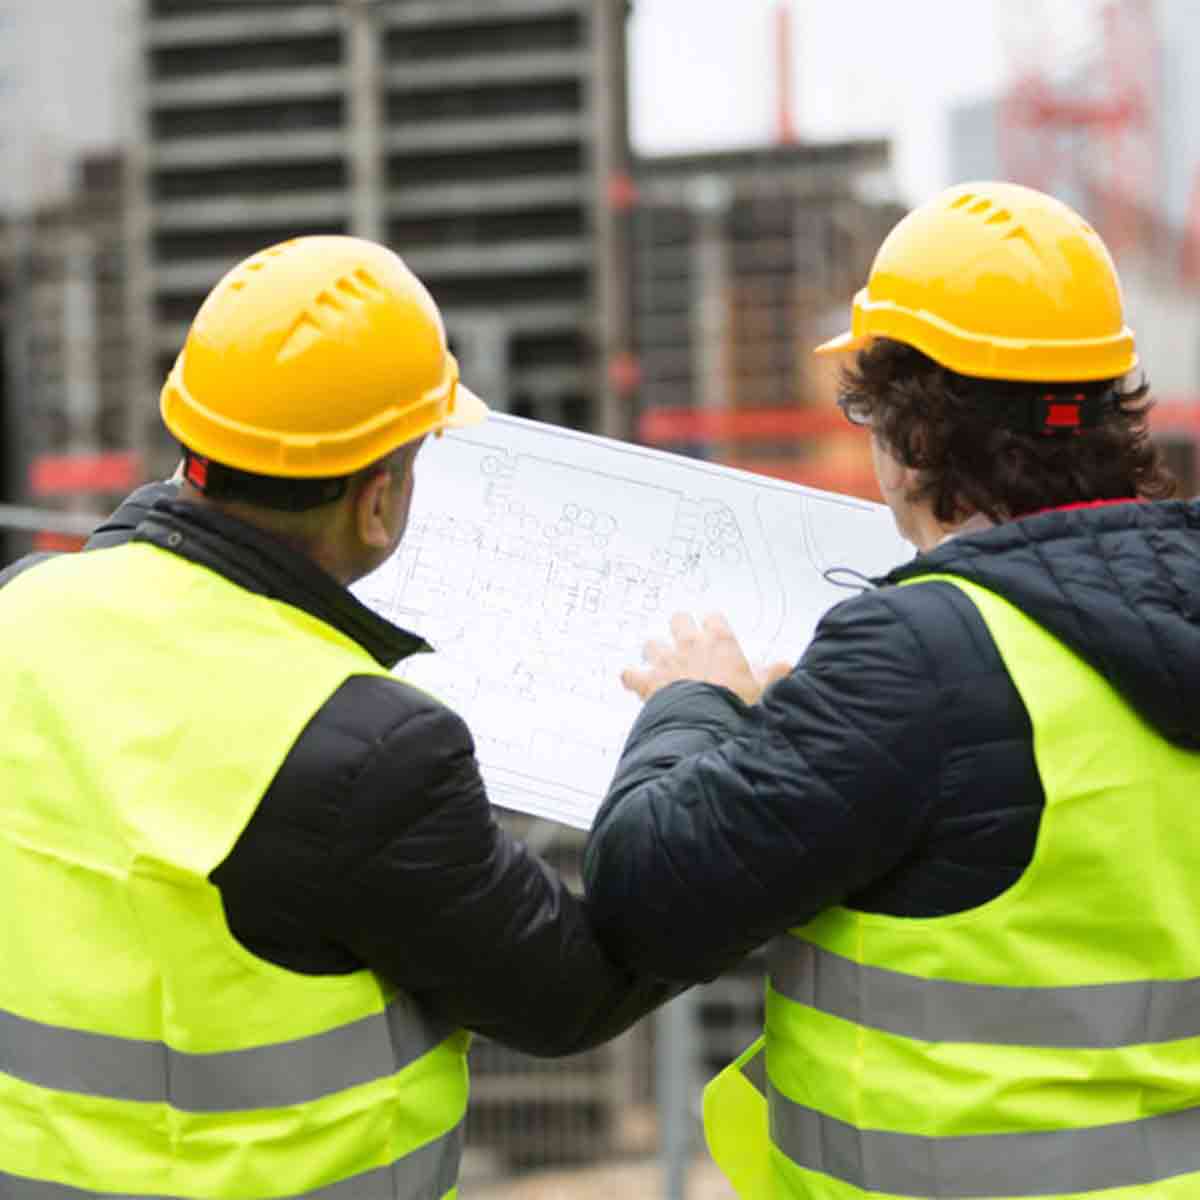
[{"left": 621, "top": 612, "right": 792, "bottom": 706}]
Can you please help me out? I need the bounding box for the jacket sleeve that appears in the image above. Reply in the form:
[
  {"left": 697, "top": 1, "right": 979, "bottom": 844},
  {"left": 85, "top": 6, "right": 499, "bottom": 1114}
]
[
  {"left": 582, "top": 588, "right": 948, "bottom": 983},
  {"left": 320, "top": 692, "right": 679, "bottom": 1057}
]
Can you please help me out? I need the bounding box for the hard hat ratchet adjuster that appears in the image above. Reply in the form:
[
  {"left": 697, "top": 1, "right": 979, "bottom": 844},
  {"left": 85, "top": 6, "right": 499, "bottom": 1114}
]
[
  {"left": 1027, "top": 392, "right": 1103, "bottom": 436},
  {"left": 180, "top": 448, "right": 350, "bottom": 511}
]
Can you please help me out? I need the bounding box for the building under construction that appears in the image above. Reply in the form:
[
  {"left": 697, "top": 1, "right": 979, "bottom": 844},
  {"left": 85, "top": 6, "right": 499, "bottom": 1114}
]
[
  {"left": 631, "top": 140, "right": 903, "bottom": 500},
  {"left": 1, "top": 156, "right": 139, "bottom": 557},
  {"left": 129, "top": 0, "right": 633, "bottom": 483}
]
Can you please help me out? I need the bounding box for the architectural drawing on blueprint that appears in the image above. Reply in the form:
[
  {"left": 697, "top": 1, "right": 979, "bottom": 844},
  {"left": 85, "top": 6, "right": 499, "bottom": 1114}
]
[{"left": 353, "top": 415, "right": 909, "bottom": 828}]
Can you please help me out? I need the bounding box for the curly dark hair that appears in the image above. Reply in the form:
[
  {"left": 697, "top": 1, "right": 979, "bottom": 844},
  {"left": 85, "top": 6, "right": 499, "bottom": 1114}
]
[{"left": 838, "top": 338, "right": 1176, "bottom": 524}]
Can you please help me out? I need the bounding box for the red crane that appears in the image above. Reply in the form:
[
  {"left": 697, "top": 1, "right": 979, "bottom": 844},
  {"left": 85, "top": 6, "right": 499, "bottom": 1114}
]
[{"left": 998, "top": 0, "right": 1157, "bottom": 259}]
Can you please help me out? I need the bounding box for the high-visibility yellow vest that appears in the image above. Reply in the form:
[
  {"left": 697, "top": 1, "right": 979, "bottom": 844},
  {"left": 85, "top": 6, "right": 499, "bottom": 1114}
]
[
  {"left": 0, "top": 543, "right": 469, "bottom": 1199},
  {"left": 705, "top": 575, "right": 1200, "bottom": 1199}
]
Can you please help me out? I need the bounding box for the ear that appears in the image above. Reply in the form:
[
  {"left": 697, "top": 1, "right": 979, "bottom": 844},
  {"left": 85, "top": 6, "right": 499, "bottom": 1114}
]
[{"left": 353, "top": 468, "right": 395, "bottom": 551}]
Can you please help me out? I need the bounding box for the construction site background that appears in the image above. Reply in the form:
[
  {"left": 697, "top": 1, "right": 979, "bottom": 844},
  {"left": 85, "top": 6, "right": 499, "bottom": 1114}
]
[{"left": 3, "top": 3, "right": 1200, "bottom": 1196}]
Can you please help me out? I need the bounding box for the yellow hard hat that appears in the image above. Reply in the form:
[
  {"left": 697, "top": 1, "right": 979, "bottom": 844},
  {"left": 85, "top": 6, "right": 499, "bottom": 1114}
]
[
  {"left": 161, "top": 236, "right": 488, "bottom": 478},
  {"left": 814, "top": 182, "right": 1137, "bottom": 381}
]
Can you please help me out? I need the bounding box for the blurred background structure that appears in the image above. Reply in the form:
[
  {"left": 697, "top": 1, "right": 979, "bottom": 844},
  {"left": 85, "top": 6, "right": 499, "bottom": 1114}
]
[{"left": 3, "top": 1, "right": 1200, "bottom": 1195}]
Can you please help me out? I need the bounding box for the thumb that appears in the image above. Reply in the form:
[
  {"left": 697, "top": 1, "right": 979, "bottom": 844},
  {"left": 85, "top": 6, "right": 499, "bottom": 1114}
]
[{"left": 756, "top": 660, "right": 792, "bottom": 691}]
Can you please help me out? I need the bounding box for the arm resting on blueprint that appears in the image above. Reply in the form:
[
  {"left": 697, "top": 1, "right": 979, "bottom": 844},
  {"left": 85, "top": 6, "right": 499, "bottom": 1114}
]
[
  {"left": 335, "top": 699, "right": 679, "bottom": 1054},
  {"left": 583, "top": 588, "right": 948, "bottom": 983}
]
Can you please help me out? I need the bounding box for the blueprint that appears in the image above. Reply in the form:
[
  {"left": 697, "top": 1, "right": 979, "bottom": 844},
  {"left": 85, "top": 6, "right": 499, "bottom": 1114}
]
[{"left": 352, "top": 414, "right": 910, "bottom": 829}]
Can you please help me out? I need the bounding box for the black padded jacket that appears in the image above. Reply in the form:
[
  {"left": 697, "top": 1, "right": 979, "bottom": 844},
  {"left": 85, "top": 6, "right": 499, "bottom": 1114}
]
[
  {"left": 2, "top": 488, "right": 675, "bottom": 1055},
  {"left": 583, "top": 499, "right": 1200, "bottom": 983}
]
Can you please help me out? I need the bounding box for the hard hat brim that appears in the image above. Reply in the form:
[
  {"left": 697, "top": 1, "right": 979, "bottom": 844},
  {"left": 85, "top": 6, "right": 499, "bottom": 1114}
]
[
  {"left": 444, "top": 381, "right": 490, "bottom": 430},
  {"left": 813, "top": 330, "right": 867, "bottom": 357}
]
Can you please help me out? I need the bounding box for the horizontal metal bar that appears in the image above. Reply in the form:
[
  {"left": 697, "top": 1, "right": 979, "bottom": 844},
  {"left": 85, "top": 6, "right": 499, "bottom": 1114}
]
[
  {"left": 154, "top": 237, "right": 590, "bottom": 294},
  {"left": 383, "top": 50, "right": 588, "bottom": 92},
  {"left": 0, "top": 506, "right": 104, "bottom": 537},
  {"left": 382, "top": 0, "right": 586, "bottom": 28},
  {"left": 403, "top": 238, "right": 590, "bottom": 279},
  {"left": 388, "top": 174, "right": 585, "bottom": 218},
  {"left": 149, "top": 66, "right": 344, "bottom": 107},
  {"left": 385, "top": 113, "right": 584, "bottom": 154},
  {"left": 146, "top": 7, "right": 341, "bottom": 48},
  {"left": 151, "top": 130, "right": 344, "bottom": 169},
  {"left": 442, "top": 301, "right": 588, "bottom": 334},
  {"left": 155, "top": 191, "right": 349, "bottom": 232}
]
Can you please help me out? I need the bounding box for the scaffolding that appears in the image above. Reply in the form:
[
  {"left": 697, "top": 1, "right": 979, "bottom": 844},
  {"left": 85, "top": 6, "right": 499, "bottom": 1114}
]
[{"left": 132, "top": 0, "right": 634, "bottom": 481}]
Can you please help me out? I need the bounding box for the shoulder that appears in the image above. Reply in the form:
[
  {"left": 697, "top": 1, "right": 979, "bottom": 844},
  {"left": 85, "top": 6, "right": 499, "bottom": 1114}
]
[
  {"left": 226, "top": 670, "right": 483, "bottom": 905},
  {"left": 300, "top": 671, "right": 475, "bottom": 782},
  {"left": 802, "top": 579, "right": 1004, "bottom": 685},
  {"left": 0, "top": 552, "right": 58, "bottom": 590}
]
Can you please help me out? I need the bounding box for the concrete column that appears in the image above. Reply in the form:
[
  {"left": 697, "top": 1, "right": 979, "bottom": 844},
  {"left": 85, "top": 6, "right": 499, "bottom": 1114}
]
[
  {"left": 691, "top": 175, "right": 733, "bottom": 462},
  {"left": 589, "top": 0, "right": 635, "bottom": 441},
  {"left": 122, "top": 0, "right": 161, "bottom": 476},
  {"left": 344, "top": 0, "right": 386, "bottom": 244}
]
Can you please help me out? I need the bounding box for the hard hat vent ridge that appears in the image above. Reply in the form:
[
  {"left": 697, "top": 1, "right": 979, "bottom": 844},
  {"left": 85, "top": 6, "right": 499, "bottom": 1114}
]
[
  {"left": 223, "top": 240, "right": 301, "bottom": 296},
  {"left": 277, "top": 313, "right": 323, "bottom": 364},
  {"left": 353, "top": 267, "right": 384, "bottom": 296},
  {"left": 1003, "top": 225, "right": 1039, "bottom": 256},
  {"left": 276, "top": 268, "right": 391, "bottom": 363},
  {"left": 952, "top": 191, "right": 1021, "bottom": 236},
  {"left": 314, "top": 289, "right": 346, "bottom": 320},
  {"left": 334, "top": 275, "right": 366, "bottom": 304}
]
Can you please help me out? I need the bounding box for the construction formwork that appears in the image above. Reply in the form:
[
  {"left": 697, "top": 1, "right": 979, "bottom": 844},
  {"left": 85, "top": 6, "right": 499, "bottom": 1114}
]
[{"left": 131, "top": 0, "right": 634, "bottom": 481}]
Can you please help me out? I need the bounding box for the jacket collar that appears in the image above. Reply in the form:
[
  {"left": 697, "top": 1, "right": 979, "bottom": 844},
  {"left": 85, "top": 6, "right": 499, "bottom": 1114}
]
[
  {"left": 133, "top": 500, "right": 430, "bottom": 670},
  {"left": 884, "top": 498, "right": 1200, "bottom": 750}
]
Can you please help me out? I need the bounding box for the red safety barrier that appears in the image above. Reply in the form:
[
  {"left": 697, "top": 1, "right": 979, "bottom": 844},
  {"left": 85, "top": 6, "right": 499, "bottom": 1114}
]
[{"left": 30, "top": 451, "right": 143, "bottom": 498}]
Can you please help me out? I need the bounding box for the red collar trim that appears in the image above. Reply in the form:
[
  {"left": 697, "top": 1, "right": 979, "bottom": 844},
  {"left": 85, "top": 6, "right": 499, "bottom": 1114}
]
[{"left": 1026, "top": 497, "right": 1140, "bottom": 518}]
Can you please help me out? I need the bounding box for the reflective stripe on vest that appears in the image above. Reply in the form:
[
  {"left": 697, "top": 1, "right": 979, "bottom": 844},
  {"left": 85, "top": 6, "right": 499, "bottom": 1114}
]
[
  {"left": 0, "top": 995, "right": 454, "bottom": 1111},
  {"left": 735, "top": 1046, "right": 1200, "bottom": 1198},
  {"left": 704, "top": 573, "right": 1200, "bottom": 1198},
  {"left": 770, "top": 938, "right": 1200, "bottom": 1048},
  {"left": 0, "top": 1121, "right": 464, "bottom": 1200},
  {"left": 0, "top": 545, "right": 470, "bottom": 1197}
]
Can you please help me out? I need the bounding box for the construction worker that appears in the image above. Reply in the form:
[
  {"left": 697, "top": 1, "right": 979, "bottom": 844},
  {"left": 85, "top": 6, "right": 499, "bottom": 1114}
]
[
  {"left": 0, "top": 236, "right": 671, "bottom": 1198},
  {"left": 583, "top": 182, "right": 1200, "bottom": 1197}
]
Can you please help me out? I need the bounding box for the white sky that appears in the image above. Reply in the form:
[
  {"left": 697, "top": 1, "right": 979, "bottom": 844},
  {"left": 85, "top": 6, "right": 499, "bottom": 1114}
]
[
  {"left": 1, "top": 0, "right": 1099, "bottom": 211},
  {"left": 629, "top": 0, "right": 1096, "bottom": 204}
]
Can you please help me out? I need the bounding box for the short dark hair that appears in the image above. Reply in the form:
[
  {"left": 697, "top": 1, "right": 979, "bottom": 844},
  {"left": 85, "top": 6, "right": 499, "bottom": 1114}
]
[{"left": 838, "top": 338, "right": 1175, "bottom": 523}]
